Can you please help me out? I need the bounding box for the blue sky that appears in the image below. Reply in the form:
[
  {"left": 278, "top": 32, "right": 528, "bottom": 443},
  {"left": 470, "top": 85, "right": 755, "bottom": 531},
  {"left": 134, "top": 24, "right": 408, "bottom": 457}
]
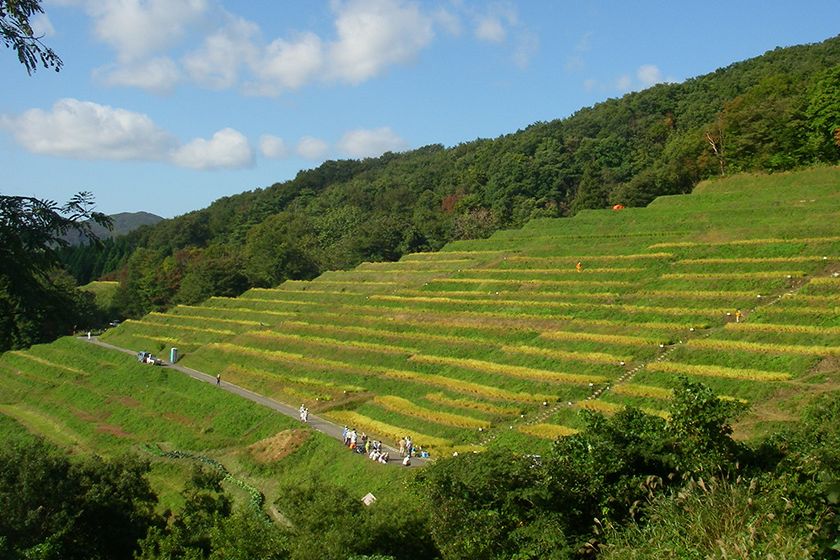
[{"left": 1, "top": 1, "right": 838, "bottom": 218}]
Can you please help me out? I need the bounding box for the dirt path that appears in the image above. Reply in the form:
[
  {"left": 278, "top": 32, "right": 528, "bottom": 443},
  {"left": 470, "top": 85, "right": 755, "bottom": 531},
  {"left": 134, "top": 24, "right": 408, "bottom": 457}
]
[{"left": 81, "top": 337, "right": 427, "bottom": 468}]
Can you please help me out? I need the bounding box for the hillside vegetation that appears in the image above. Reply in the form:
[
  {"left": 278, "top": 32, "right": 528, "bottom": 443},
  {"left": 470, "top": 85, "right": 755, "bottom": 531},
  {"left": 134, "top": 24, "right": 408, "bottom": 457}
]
[
  {"left": 98, "top": 167, "right": 840, "bottom": 456},
  {"left": 2, "top": 168, "right": 838, "bottom": 557},
  {"left": 63, "top": 35, "right": 840, "bottom": 319}
]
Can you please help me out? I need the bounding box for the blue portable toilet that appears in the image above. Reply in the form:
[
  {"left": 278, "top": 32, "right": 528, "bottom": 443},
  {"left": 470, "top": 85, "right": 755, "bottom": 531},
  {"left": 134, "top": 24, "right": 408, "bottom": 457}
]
[{"left": 170, "top": 347, "right": 178, "bottom": 363}]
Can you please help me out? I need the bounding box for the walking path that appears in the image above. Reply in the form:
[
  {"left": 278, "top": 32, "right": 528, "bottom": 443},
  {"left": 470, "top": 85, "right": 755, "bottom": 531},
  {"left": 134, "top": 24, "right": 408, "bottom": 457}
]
[{"left": 82, "top": 337, "right": 427, "bottom": 467}]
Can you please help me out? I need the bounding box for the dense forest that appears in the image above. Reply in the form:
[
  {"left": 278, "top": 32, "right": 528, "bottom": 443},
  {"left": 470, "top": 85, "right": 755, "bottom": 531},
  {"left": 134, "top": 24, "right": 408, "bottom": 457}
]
[
  {"left": 57, "top": 35, "right": 840, "bottom": 324},
  {"left": 3, "top": 381, "right": 838, "bottom": 559}
]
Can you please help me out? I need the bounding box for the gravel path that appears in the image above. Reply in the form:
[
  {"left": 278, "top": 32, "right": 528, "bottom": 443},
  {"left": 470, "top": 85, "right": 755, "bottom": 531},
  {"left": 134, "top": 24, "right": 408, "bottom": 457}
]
[{"left": 82, "top": 337, "right": 428, "bottom": 467}]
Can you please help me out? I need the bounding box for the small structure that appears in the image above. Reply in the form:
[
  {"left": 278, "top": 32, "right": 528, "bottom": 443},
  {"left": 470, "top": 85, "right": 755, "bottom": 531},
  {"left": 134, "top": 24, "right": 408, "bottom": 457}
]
[{"left": 361, "top": 492, "right": 377, "bottom": 506}]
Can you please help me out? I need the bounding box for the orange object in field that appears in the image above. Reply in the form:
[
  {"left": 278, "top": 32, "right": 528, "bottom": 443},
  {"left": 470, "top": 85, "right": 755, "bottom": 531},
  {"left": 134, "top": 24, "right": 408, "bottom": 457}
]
[{"left": 612, "top": 204, "right": 625, "bottom": 211}]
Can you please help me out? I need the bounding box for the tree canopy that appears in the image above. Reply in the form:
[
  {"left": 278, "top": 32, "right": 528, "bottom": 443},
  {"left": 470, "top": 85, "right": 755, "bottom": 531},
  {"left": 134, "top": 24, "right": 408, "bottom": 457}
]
[{"left": 1, "top": 0, "right": 62, "bottom": 73}]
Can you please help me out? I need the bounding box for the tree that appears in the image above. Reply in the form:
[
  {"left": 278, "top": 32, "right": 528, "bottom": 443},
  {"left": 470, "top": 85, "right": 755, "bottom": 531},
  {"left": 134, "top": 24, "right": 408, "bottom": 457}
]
[
  {"left": 1, "top": 0, "right": 62, "bottom": 74},
  {"left": 0, "top": 439, "right": 158, "bottom": 560},
  {"left": 0, "top": 192, "right": 111, "bottom": 349}
]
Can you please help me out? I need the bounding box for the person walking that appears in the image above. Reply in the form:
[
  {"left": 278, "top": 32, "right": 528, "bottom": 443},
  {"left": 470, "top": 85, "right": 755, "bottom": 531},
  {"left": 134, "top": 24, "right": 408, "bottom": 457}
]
[{"left": 216, "top": 373, "right": 221, "bottom": 386}]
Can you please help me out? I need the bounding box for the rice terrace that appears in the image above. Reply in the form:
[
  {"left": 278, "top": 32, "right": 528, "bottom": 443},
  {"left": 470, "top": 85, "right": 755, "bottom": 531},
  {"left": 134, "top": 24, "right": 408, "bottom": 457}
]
[
  {"left": 2, "top": 7, "right": 840, "bottom": 556},
  {"left": 3, "top": 169, "right": 838, "bottom": 556}
]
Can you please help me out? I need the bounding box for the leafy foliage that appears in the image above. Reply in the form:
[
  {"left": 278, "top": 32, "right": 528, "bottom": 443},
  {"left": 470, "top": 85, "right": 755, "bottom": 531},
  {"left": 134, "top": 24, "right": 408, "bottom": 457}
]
[
  {"left": 61, "top": 37, "right": 840, "bottom": 318},
  {"left": 0, "top": 439, "right": 157, "bottom": 560},
  {"left": 0, "top": 193, "right": 111, "bottom": 349},
  {"left": 0, "top": 0, "right": 62, "bottom": 73}
]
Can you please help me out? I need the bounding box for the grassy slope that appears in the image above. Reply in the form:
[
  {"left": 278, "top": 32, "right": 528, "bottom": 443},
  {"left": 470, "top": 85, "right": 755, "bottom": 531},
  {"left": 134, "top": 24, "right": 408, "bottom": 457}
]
[{"left": 2, "top": 167, "right": 838, "bottom": 503}]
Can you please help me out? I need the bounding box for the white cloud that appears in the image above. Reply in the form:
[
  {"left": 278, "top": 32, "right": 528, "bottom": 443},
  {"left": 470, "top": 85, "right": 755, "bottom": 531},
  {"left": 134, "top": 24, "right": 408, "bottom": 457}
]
[
  {"left": 475, "top": 16, "right": 505, "bottom": 42},
  {"left": 96, "top": 57, "right": 181, "bottom": 93},
  {"left": 583, "top": 78, "right": 597, "bottom": 91},
  {"left": 1, "top": 98, "right": 174, "bottom": 160},
  {"left": 637, "top": 64, "right": 663, "bottom": 87},
  {"left": 337, "top": 127, "right": 408, "bottom": 158},
  {"left": 328, "top": 0, "right": 434, "bottom": 83},
  {"left": 247, "top": 32, "right": 325, "bottom": 95},
  {"left": 86, "top": 0, "right": 209, "bottom": 62},
  {"left": 171, "top": 128, "right": 254, "bottom": 170},
  {"left": 296, "top": 136, "right": 329, "bottom": 159},
  {"left": 30, "top": 13, "right": 55, "bottom": 37},
  {"left": 183, "top": 17, "right": 259, "bottom": 89},
  {"left": 259, "top": 134, "right": 288, "bottom": 159}
]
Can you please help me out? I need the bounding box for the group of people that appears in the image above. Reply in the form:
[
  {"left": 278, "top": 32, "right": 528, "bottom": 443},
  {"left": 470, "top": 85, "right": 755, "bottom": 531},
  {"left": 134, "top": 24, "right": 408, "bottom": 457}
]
[
  {"left": 298, "top": 404, "right": 310, "bottom": 423},
  {"left": 342, "top": 426, "right": 390, "bottom": 464}
]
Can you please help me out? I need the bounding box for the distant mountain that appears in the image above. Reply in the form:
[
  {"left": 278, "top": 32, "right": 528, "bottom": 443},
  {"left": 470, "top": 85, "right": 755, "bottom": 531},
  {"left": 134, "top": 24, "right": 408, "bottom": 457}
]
[{"left": 64, "top": 211, "right": 164, "bottom": 246}]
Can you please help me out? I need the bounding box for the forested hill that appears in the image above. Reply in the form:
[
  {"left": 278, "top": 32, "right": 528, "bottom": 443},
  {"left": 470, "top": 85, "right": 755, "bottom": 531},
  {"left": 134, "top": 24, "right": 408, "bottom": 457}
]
[
  {"left": 64, "top": 34, "right": 840, "bottom": 318},
  {"left": 62, "top": 211, "right": 163, "bottom": 246}
]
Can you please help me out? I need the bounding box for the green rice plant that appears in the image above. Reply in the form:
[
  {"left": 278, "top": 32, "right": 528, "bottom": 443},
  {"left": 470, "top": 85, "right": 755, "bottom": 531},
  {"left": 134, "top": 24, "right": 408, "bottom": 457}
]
[
  {"left": 577, "top": 399, "right": 623, "bottom": 414},
  {"left": 501, "top": 344, "right": 631, "bottom": 365},
  {"left": 686, "top": 337, "right": 840, "bottom": 356},
  {"left": 650, "top": 235, "right": 840, "bottom": 249},
  {"left": 645, "top": 361, "right": 791, "bottom": 381},
  {"left": 611, "top": 383, "right": 673, "bottom": 400},
  {"left": 427, "top": 278, "right": 631, "bottom": 287},
  {"left": 206, "top": 342, "right": 551, "bottom": 403},
  {"left": 409, "top": 354, "right": 606, "bottom": 385},
  {"left": 223, "top": 364, "right": 366, "bottom": 394},
  {"left": 129, "top": 321, "right": 235, "bottom": 336},
  {"left": 244, "top": 330, "right": 417, "bottom": 355},
  {"left": 323, "top": 410, "right": 452, "bottom": 449},
  {"left": 660, "top": 271, "right": 806, "bottom": 280},
  {"left": 424, "top": 392, "right": 521, "bottom": 416},
  {"left": 724, "top": 322, "right": 840, "bottom": 336},
  {"left": 635, "top": 290, "right": 758, "bottom": 299},
  {"left": 503, "top": 252, "right": 673, "bottom": 263},
  {"left": 516, "top": 423, "right": 578, "bottom": 440},
  {"left": 540, "top": 330, "right": 667, "bottom": 347},
  {"left": 677, "top": 256, "right": 828, "bottom": 264},
  {"left": 7, "top": 352, "right": 87, "bottom": 376},
  {"left": 148, "top": 311, "right": 265, "bottom": 327},
  {"left": 374, "top": 395, "right": 490, "bottom": 429}
]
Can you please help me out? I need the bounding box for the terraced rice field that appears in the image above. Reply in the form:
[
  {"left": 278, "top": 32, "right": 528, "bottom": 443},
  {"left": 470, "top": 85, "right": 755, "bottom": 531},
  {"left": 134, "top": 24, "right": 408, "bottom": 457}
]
[
  {"left": 0, "top": 169, "right": 820, "bottom": 457},
  {"left": 15, "top": 168, "right": 840, "bottom": 456}
]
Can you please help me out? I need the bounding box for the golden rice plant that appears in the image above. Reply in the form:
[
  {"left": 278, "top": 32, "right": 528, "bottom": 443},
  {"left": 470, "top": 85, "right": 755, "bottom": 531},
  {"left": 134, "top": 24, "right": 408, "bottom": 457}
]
[
  {"left": 323, "top": 410, "right": 452, "bottom": 449},
  {"left": 478, "top": 267, "right": 644, "bottom": 274},
  {"left": 636, "top": 289, "right": 757, "bottom": 299},
  {"left": 223, "top": 364, "right": 365, "bottom": 393},
  {"left": 677, "top": 256, "right": 826, "bottom": 264},
  {"left": 808, "top": 276, "right": 840, "bottom": 285},
  {"left": 404, "top": 249, "right": 507, "bottom": 260},
  {"left": 577, "top": 399, "right": 623, "bottom": 414},
  {"left": 645, "top": 360, "right": 791, "bottom": 381},
  {"left": 375, "top": 395, "right": 490, "bottom": 429},
  {"left": 650, "top": 235, "right": 840, "bottom": 249},
  {"left": 611, "top": 384, "right": 673, "bottom": 400},
  {"left": 504, "top": 252, "right": 673, "bottom": 263},
  {"left": 409, "top": 354, "right": 606, "bottom": 385},
  {"left": 660, "top": 272, "right": 805, "bottom": 280},
  {"left": 424, "top": 392, "right": 521, "bottom": 416},
  {"left": 209, "top": 343, "right": 550, "bottom": 403},
  {"left": 502, "top": 344, "right": 631, "bottom": 365},
  {"left": 428, "top": 278, "right": 631, "bottom": 287},
  {"left": 725, "top": 322, "right": 840, "bottom": 336},
  {"left": 687, "top": 338, "right": 840, "bottom": 356},
  {"left": 244, "top": 330, "right": 417, "bottom": 355},
  {"left": 236, "top": 296, "right": 321, "bottom": 307},
  {"left": 516, "top": 423, "right": 579, "bottom": 440},
  {"left": 757, "top": 305, "right": 835, "bottom": 317},
  {"left": 540, "top": 330, "right": 661, "bottom": 347},
  {"left": 134, "top": 321, "right": 235, "bottom": 336},
  {"left": 149, "top": 311, "right": 264, "bottom": 326}
]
